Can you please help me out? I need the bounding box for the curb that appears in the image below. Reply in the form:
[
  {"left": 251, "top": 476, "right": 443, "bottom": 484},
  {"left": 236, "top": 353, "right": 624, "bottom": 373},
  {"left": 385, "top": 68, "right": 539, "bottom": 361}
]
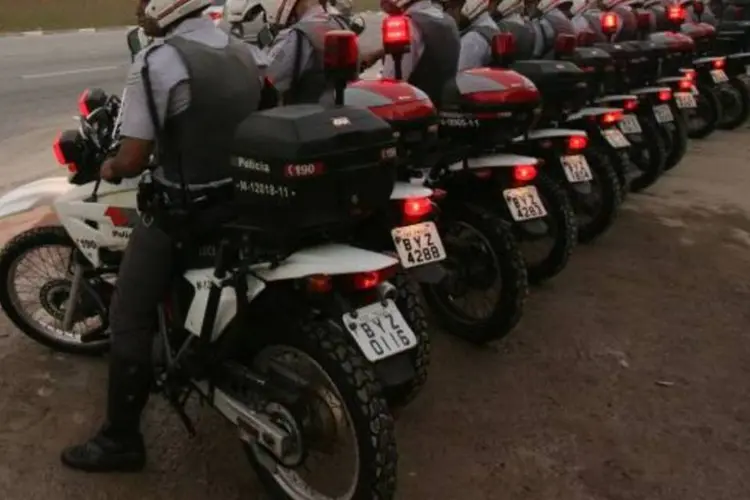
[{"left": 0, "top": 25, "right": 136, "bottom": 38}]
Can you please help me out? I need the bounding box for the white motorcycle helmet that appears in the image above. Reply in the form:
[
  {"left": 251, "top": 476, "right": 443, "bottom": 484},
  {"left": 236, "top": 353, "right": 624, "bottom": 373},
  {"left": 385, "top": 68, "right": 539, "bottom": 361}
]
[
  {"left": 537, "top": 0, "right": 574, "bottom": 14},
  {"left": 143, "top": 0, "right": 214, "bottom": 28},
  {"left": 495, "top": 0, "right": 524, "bottom": 16},
  {"left": 462, "top": 0, "right": 490, "bottom": 20},
  {"left": 225, "top": 0, "right": 265, "bottom": 22},
  {"left": 570, "top": 0, "right": 595, "bottom": 16}
]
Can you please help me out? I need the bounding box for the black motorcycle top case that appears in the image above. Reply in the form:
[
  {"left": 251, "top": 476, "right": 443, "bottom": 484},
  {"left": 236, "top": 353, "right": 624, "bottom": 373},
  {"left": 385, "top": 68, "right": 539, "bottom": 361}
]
[
  {"left": 230, "top": 104, "right": 398, "bottom": 233},
  {"left": 509, "top": 60, "right": 588, "bottom": 119}
]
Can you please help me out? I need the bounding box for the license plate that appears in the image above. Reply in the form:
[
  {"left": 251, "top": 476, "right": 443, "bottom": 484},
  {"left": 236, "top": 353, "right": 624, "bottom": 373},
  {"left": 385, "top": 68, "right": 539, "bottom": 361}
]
[
  {"left": 711, "top": 69, "right": 729, "bottom": 83},
  {"left": 390, "top": 221, "right": 447, "bottom": 269},
  {"left": 560, "top": 155, "right": 593, "bottom": 183},
  {"left": 502, "top": 185, "right": 548, "bottom": 222},
  {"left": 342, "top": 299, "right": 417, "bottom": 362},
  {"left": 675, "top": 92, "right": 697, "bottom": 109},
  {"left": 653, "top": 103, "right": 674, "bottom": 123},
  {"left": 602, "top": 128, "right": 631, "bottom": 148},
  {"left": 618, "top": 114, "right": 642, "bottom": 134}
]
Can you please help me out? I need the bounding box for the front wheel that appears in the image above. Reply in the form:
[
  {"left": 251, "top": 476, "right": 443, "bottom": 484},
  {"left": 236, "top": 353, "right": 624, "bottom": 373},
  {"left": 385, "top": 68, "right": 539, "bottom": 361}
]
[
  {"left": 421, "top": 206, "right": 528, "bottom": 345},
  {"left": 0, "top": 226, "right": 111, "bottom": 355},
  {"left": 245, "top": 320, "right": 398, "bottom": 500}
]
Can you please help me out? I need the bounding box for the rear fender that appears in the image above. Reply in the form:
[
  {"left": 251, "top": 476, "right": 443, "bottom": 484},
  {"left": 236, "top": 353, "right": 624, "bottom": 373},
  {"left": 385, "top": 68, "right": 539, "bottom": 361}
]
[
  {"left": 594, "top": 94, "right": 638, "bottom": 105},
  {"left": 390, "top": 181, "right": 432, "bottom": 200},
  {"left": 630, "top": 86, "right": 671, "bottom": 96},
  {"left": 184, "top": 244, "right": 400, "bottom": 339},
  {"left": 511, "top": 128, "right": 588, "bottom": 155},
  {"left": 0, "top": 177, "right": 72, "bottom": 219},
  {"left": 565, "top": 106, "right": 622, "bottom": 122},
  {"left": 447, "top": 153, "right": 540, "bottom": 172}
]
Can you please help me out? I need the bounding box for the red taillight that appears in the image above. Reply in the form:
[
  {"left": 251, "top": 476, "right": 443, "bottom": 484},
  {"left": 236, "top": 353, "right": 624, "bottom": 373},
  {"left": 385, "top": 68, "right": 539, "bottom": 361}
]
[
  {"left": 600, "top": 110, "right": 624, "bottom": 125},
  {"left": 667, "top": 5, "right": 685, "bottom": 23},
  {"left": 403, "top": 197, "right": 432, "bottom": 218},
  {"left": 52, "top": 133, "right": 77, "bottom": 173},
  {"left": 684, "top": 69, "right": 696, "bottom": 81},
  {"left": 567, "top": 135, "right": 588, "bottom": 152},
  {"left": 623, "top": 99, "right": 638, "bottom": 111},
  {"left": 77, "top": 89, "right": 91, "bottom": 117},
  {"left": 382, "top": 15, "right": 411, "bottom": 55},
  {"left": 348, "top": 265, "right": 399, "bottom": 291},
  {"left": 306, "top": 275, "right": 333, "bottom": 293},
  {"left": 678, "top": 78, "right": 693, "bottom": 90},
  {"left": 513, "top": 164, "right": 537, "bottom": 182},
  {"left": 713, "top": 58, "right": 725, "bottom": 69},
  {"left": 658, "top": 89, "right": 672, "bottom": 102},
  {"left": 601, "top": 12, "right": 619, "bottom": 35}
]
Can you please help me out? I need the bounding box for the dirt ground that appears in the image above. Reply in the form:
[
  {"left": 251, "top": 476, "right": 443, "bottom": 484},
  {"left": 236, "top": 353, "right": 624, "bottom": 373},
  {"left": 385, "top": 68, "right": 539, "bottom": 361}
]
[{"left": 1, "top": 129, "right": 750, "bottom": 500}]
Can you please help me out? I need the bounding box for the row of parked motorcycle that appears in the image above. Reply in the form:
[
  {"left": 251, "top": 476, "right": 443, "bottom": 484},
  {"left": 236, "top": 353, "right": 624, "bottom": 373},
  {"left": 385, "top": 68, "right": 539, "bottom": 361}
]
[{"left": 0, "top": 1, "right": 746, "bottom": 498}]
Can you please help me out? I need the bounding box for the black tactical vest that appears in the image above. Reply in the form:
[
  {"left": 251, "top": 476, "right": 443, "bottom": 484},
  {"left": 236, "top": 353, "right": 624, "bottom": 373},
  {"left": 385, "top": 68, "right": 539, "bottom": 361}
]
[
  {"left": 613, "top": 5, "right": 638, "bottom": 40},
  {"left": 152, "top": 36, "right": 261, "bottom": 187},
  {"left": 285, "top": 15, "right": 350, "bottom": 104},
  {"left": 407, "top": 11, "right": 461, "bottom": 107}
]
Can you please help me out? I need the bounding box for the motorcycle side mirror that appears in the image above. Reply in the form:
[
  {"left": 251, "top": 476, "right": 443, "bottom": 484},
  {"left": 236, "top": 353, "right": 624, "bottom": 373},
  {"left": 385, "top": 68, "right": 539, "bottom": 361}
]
[
  {"left": 491, "top": 32, "right": 517, "bottom": 67},
  {"left": 323, "top": 30, "right": 359, "bottom": 105}
]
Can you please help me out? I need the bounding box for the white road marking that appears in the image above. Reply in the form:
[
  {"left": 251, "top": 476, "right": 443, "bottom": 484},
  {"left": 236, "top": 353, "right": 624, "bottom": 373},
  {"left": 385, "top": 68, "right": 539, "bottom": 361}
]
[{"left": 21, "top": 65, "right": 120, "bottom": 80}]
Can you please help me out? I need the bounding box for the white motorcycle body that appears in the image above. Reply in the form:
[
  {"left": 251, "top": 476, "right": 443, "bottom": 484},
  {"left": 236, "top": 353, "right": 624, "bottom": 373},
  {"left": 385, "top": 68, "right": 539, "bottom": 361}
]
[{"left": 0, "top": 176, "right": 430, "bottom": 341}]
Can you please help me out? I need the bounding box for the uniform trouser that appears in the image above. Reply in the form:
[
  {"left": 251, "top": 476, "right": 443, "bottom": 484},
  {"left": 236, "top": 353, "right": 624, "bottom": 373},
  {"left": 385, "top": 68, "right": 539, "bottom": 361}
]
[{"left": 109, "top": 217, "right": 175, "bottom": 364}]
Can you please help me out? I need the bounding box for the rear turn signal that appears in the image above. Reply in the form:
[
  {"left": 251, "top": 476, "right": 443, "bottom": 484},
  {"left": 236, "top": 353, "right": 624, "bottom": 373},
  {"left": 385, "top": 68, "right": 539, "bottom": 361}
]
[
  {"left": 658, "top": 89, "right": 673, "bottom": 102},
  {"left": 678, "top": 78, "right": 693, "bottom": 91},
  {"left": 52, "top": 133, "right": 77, "bottom": 173},
  {"left": 713, "top": 58, "right": 725, "bottom": 69},
  {"left": 683, "top": 69, "right": 696, "bottom": 81},
  {"left": 513, "top": 164, "right": 537, "bottom": 182},
  {"left": 623, "top": 99, "right": 638, "bottom": 111},
  {"left": 600, "top": 110, "right": 624, "bottom": 125},
  {"left": 403, "top": 197, "right": 432, "bottom": 218},
  {"left": 567, "top": 135, "right": 588, "bottom": 152},
  {"left": 346, "top": 265, "right": 399, "bottom": 291}
]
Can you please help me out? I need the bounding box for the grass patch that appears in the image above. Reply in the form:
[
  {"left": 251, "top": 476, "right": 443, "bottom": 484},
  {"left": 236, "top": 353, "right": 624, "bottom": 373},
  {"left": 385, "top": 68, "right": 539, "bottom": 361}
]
[
  {"left": 0, "top": 0, "right": 382, "bottom": 33},
  {"left": 0, "top": 0, "right": 135, "bottom": 32}
]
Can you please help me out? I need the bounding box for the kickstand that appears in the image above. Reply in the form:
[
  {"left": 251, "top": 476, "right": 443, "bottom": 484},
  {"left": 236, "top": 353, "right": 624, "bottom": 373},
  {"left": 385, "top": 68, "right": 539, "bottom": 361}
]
[{"left": 165, "top": 385, "right": 197, "bottom": 437}]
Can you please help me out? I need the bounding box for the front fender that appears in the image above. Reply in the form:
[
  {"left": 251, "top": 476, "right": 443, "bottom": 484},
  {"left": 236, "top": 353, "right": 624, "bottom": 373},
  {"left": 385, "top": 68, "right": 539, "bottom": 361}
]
[{"left": 0, "top": 177, "right": 72, "bottom": 219}]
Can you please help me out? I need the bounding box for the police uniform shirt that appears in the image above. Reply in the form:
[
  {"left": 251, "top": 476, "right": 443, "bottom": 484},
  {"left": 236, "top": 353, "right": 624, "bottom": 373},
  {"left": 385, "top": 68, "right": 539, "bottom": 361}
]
[
  {"left": 265, "top": 5, "right": 329, "bottom": 93},
  {"left": 120, "top": 17, "right": 265, "bottom": 143},
  {"left": 381, "top": 0, "right": 445, "bottom": 80},
  {"left": 458, "top": 12, "right": 498, "bottom": 71}
]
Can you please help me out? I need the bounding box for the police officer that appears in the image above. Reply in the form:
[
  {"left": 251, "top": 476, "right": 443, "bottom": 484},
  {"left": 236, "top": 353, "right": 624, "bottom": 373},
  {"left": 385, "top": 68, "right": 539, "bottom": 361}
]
[
  {"left": 263, "top": 0, "right": 351, "bottom": 103},
  {"left": 375, "top": 0, "right": 461, "bottom": 106},
  {"left": 529, "top": 0, "right": 579, "bottom": 57},
  {"left": 60, "top": 0, "right": 263, "bottom": 473},
  {"left": 444, "top": 0, "right": 502, "bottom": 70},
  {"left": 493, "top": 0, "right": 538, "bottom": 58}
]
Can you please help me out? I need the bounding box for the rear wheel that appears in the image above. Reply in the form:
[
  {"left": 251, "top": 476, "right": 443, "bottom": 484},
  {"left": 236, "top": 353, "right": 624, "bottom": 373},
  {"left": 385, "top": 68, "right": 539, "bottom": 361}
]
[
  {"left": 382, "top": 271, "right": 430, "bottom": 409},
  {"left": 687, "top": 84, "right": 721, "bottom": 139},
  {"left": 630, "top": 117, "right": 667, "bottom": 192},
  {"left": 664, "top": 106, "right": 689, "bottom": 170},
  {"left": 717, "top": 79, "right": 750, "bottom": 130},
  {"left": 421, "top": 206, "right": 528, "bottom": 345},
  {"left": 575, "top": 146, "right": 622, "bottom": 244},
  {"left": 245, "top": 320, "right": 398, "bottom": 500}
]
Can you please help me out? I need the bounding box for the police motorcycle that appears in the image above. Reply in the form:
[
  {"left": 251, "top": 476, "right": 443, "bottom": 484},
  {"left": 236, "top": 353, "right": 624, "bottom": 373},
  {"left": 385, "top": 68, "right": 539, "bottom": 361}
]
[
  {"left": 492, "top": 1, "right": 626, "bottom": 243},
  {"left": 0, "top": 35, "right": 459, "bottom": 500},
  {"left": 571, "top": 1, "right": 688, "bottom": 183},
  {"left": 225, "top": 6, "right": 531, "bottom": 345},
  {"left": 680, "top": 0, "right": 750, "bottom": 129},
  {"left": 644, "top": 0, "right": 731, "bottom": 136}
]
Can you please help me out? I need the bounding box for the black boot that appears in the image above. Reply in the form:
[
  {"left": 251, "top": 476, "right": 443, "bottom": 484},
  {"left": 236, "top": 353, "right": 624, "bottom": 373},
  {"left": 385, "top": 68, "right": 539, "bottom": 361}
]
[{"left": 61, "top": 356, "right": 151, "bottom": 472}]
